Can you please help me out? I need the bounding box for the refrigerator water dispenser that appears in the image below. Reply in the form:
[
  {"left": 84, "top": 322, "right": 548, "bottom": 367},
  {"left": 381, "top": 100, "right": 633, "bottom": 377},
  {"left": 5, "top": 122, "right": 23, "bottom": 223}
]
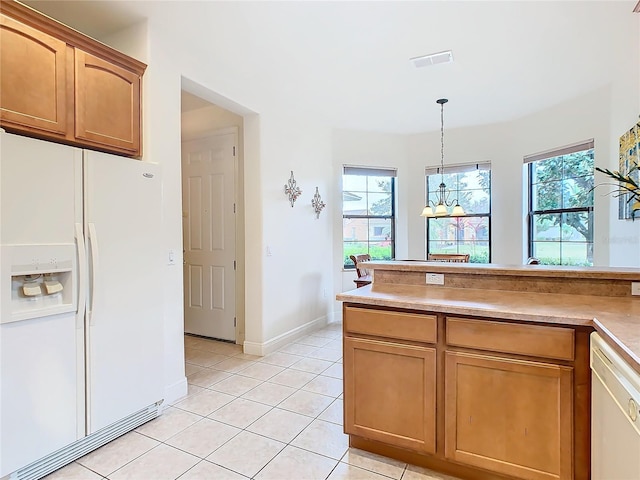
[{"left": 1, "top": 244, "right": 77, "bottom": 324}]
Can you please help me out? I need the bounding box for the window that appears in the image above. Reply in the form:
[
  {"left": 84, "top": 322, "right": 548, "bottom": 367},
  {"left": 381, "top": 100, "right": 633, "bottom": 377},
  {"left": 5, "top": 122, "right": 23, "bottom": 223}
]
[
  {"left": 425, "top": 163, "right": 491, "bottom": 263},
  {"left": 526, "top": 140, "right": 594, "bottom": 266},
  {"left": 343, "top": 166, "right": 396, "bottom": 268}
]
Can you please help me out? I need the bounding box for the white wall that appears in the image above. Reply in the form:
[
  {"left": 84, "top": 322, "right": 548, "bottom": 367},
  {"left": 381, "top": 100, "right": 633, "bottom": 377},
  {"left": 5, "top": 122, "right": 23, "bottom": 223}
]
[
  {"left": 85, "top": 1, "right": 640, "bottom": 404},
  {"left": 136, "top": 11, "right": 334, "bottom": 389},
  {"left": 404, "top": 87, "right": 628, "bottom": 266},
  {"left": 607, "top": 9, "right": 640, "bottom": 268},
  {"left": 258, "top": 114, "right": 334, "bottom": 348},
  {"left": 181, "top": 103, "right": 244, "bottom": 141},
  {"left": 334, "top": 85, "right": 638, "bottom": 270},
  {"left": 333, "top": 84, "right": 640, "bottom": 270}
]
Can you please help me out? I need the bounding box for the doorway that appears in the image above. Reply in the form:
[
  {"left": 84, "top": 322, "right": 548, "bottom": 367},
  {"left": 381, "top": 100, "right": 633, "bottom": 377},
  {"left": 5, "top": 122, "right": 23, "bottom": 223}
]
[{"left": 180, "top": 90, "right": 245, "bottom": 343}]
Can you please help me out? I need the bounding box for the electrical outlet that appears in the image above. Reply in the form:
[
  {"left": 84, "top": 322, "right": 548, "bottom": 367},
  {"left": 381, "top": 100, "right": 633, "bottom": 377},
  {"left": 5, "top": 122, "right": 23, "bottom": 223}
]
[
  {"left": 426, "top": 273, "right": 445, "bottom": 285},
  {"left": 632, "top": 282, "right": 640, "bottom": 296}
]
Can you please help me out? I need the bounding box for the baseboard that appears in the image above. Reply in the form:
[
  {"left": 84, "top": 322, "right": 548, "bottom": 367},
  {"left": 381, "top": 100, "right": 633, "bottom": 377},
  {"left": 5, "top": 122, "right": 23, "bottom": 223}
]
[
  {"left": 243, "top": 315, "right": 330, "bottom": 356},
  {"left": 163, "top": 376, "right": 188, "bottom": 407}
]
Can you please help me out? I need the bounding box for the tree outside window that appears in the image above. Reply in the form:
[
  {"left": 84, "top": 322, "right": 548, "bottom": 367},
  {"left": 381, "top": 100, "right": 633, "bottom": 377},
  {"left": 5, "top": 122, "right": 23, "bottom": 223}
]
[
  {"left": 426, "top": 165, "right": 491, "bottom": 263},
  {"left": 528, "top": 145, "right": 594, "bottom": 266}
]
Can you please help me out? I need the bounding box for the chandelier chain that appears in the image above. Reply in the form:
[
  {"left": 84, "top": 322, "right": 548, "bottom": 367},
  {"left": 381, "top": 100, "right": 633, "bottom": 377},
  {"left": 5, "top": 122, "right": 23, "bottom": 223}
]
[
  {"left": 440, "top": 100, "right": 445, "bottom": 183},
  {"left": 421, "top": 98, "right": 464, "bottom": 218}
]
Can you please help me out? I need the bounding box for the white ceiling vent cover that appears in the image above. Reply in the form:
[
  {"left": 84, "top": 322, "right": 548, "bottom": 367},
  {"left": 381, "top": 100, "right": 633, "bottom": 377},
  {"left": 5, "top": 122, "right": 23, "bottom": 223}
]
[{"left": 411, "top": 50, "right": 453, "bottom": 68}]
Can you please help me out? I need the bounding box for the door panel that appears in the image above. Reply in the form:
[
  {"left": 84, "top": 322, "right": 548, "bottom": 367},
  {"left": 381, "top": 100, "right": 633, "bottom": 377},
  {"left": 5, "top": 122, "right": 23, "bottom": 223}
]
[
  {"left": 187, "top": 176, "right": 203, "bottom": 250},
  {"left": 0, "top": 314, "right": 82, "bottom": 475},
  {"left": 445, "top": 351, "right": 573, "bottom": 480},
  {"left": 0, "top": 132, "right": 82, "bottom": 245},
  {"left": 84, "top": 152, "right": 163, "bottom": 433},
  {"left": 189, "top": 265, "right": 204, "bottom": 308},
  {"left": 0, "top": 133, "right": 83, "bottom": 476},
  {"left": 75, "top": 50, "right": 140, "bottom": 154},
  {"left": 344, "top": 337, "right": 436, "bottom": 454},
  {"left": 182, "top": 133, "right": 236, "bottom": 341},
  {"left": 0, "top": 14, "right": 67, "bottom": 136}
]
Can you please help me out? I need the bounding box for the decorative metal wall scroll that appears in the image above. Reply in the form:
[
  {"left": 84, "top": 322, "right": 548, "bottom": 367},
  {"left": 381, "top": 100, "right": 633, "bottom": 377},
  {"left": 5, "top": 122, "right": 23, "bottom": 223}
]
[
  {"left": 284, "top": 171, "right": 302, "bottom": 207},
  {"left": 312, "top": 187, "right": 326, "bottom": 219}
]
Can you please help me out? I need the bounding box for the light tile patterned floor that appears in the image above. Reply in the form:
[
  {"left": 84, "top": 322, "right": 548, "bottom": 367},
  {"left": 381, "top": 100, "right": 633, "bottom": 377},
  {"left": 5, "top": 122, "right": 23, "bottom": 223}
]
[{"left": 44, "top": 322, "right": 459, "bottom": 480}]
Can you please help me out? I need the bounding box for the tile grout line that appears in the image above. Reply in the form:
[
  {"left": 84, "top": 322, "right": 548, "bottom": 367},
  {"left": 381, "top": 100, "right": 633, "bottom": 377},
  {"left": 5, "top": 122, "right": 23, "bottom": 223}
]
[
  {"left": 95, "top": 325, "right": 364, "bottom": 480},
  {"left": 166, "top": 337, "right": 346, "bottom": 478}
]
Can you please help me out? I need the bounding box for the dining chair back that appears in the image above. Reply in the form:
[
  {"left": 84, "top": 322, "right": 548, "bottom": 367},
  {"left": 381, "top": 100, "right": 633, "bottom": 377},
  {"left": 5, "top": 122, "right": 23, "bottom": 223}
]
[{"left": 349, "top": 254, "right": 372, "bottom": 277}]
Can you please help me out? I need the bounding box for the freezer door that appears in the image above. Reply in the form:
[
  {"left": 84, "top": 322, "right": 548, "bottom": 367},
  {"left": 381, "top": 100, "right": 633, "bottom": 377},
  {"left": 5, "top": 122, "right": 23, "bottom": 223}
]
[
  {"left": 83, "top": 151, "right": 164, "bottom": 433},
  {"left": 0, "top": 132, "right": 84, "bottom": 476},
  {"left": 0, "top": 131, "right": 83, "bottom": 245}
]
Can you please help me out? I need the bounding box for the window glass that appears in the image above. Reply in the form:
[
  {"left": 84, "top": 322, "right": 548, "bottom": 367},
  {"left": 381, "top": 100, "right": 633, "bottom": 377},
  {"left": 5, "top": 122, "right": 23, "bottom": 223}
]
[
  {"left": 528, "top": 148, "right": 594, "bottom": 265},
  {"left": 425, "top": 166, "right": 491, "bottom": 263},
  {"left": 343, "top": 169, "right": 395, "bottom": 268}
]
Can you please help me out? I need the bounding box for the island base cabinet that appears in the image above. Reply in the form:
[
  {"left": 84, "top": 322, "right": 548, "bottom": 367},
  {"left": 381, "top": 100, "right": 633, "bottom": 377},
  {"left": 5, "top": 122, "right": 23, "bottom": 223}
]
[
  {"left": 344, "top": 337, "right": 436, "bottom": 454},
  {"left": 444, "top": 352, "right": 574, "bottom": 480}
]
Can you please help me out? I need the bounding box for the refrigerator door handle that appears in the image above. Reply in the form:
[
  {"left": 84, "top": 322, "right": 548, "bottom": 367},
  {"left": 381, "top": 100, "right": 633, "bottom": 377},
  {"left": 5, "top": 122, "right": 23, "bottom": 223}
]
[
  {"left": 75, "top": 223, "right": 88, "bottom": 329},
  {"left": 88, "top": 222, "right": 99, "bottom": 326}
]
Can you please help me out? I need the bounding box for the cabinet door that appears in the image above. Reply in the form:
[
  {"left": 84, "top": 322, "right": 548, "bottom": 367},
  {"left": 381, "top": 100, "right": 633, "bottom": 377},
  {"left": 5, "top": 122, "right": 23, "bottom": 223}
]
[
  {"left": 0, "top": 14, "right": 68, "bottom": 136},
  {"left": 344, "top": 337, "right": 436, "bottom": 454},
  {"left": 445, "top": 352, "right": 573, "bottom": 480},
  {"left": 75, "top": 50, "right": 141, "bottom": 155}
]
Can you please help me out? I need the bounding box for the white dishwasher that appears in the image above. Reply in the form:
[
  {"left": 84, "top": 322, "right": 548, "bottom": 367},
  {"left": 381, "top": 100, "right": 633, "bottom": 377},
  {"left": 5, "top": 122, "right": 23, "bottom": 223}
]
[{"left": 591, "top": 332, "right": 640, "bottom": 480}]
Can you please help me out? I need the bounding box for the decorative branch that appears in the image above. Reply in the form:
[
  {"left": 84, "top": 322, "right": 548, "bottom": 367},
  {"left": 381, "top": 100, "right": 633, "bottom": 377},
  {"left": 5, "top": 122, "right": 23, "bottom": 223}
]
[
  {"left": 284, "top": 171, "right": 302, "bottom": 207},
  {"left": 311, "top": 187, "right": 326, "bottom": 219},
  {"left": 595, "top": 162, "right": 640, "bottom": 219}
]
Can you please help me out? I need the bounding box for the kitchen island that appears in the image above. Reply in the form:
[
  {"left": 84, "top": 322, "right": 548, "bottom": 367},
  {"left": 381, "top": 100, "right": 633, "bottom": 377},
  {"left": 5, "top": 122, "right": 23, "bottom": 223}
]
[{"left": 336, "top": 261, "right": 640, "bottom": 480}]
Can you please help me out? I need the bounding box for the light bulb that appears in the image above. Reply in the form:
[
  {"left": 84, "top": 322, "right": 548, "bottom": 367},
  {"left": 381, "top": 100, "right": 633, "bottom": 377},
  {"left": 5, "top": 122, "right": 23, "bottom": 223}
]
[
  {"left": 421, "top": 206, "right": 434, "bottom": 217},
  {"left": 451, "top": 204, "right": 465, "bottom": 216}
]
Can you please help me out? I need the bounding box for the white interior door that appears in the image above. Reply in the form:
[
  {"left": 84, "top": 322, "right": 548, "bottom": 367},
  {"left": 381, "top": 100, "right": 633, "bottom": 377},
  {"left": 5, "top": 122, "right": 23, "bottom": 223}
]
[{"left": 182, "top": 131, "right": 236, "bottom": 341}]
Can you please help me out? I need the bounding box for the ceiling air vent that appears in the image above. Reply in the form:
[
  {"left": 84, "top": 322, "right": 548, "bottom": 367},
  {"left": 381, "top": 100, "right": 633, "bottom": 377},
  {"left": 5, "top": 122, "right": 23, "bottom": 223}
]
[{"left": 410, "top": 50, "right": 453, "bottom": 68}]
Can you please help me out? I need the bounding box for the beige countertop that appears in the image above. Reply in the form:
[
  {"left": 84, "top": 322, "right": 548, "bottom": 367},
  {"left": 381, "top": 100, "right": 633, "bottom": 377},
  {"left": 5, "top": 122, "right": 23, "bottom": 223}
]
[
  {"left": 336, "top": 283, "right": 640, "bottom": 373},
  {"left": 364, "top": 260, "right": 640, "bottom": 280}
]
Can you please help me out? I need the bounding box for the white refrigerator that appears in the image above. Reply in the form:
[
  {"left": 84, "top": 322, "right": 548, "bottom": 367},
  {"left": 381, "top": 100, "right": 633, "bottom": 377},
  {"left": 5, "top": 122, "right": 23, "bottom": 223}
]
[{"left": 0, "top": 131, "right": 164, "bottom": 478}]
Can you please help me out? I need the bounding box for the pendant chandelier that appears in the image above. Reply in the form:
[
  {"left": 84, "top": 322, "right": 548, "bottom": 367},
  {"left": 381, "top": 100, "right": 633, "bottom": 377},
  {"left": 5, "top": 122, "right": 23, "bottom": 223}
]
[{"left": 421, "top": 98, "right": 465, "bottom": 217}]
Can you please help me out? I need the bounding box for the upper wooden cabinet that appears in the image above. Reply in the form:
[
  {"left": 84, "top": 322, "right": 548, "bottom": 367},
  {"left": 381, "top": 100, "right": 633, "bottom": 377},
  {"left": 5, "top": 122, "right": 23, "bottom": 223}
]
[
  {"left": 0, "top": 14, "right": 68, "bottom": 136},
  {"left": 75, "top": 50, "right": 141, "bottom": 153},
  {"left": 0, "top": 1, "right": 145, "bottom": 157}
]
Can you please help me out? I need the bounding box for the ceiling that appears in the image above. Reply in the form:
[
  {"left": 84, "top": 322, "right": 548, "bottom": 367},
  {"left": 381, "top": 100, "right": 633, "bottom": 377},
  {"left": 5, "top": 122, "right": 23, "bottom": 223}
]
[
  {"left": 181, "top": 91, "right": 212, "bottom": 113},
  {"left": 23, "top": 0, "right": 639, "bottom": 133}
]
